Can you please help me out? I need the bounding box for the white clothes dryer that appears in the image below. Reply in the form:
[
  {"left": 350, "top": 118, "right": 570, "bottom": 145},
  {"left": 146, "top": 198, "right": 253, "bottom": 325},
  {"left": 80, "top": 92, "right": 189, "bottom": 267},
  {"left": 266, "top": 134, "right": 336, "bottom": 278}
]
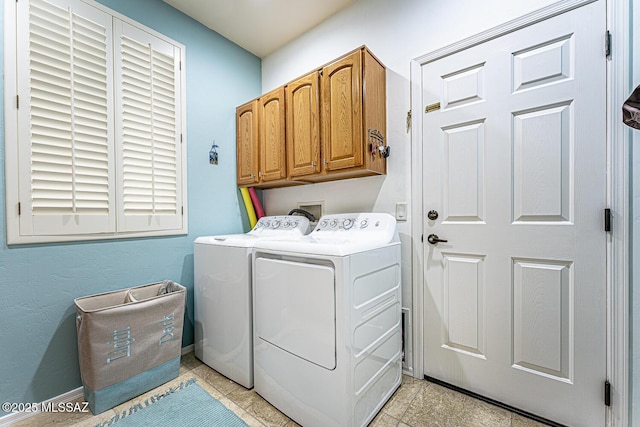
[
  {"left": 252, "top": 213, "right": 402, "bottom": 427},
  {"left": 193, "top": 215, "right": 310, "bottom": 388}
]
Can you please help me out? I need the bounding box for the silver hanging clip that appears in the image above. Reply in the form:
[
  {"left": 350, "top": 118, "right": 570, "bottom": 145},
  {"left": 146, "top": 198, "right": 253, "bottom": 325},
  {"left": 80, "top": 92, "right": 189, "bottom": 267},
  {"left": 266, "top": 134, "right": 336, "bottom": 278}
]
[{"left": 368, "top": 129, "right": 388, "bottom": 158}]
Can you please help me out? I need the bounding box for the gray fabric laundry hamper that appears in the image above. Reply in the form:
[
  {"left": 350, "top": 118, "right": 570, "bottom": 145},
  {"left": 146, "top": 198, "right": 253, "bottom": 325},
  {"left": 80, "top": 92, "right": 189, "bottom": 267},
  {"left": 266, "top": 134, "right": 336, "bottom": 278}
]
[{"left": 74, "top": 280, "right": 186, "bottom": 414}]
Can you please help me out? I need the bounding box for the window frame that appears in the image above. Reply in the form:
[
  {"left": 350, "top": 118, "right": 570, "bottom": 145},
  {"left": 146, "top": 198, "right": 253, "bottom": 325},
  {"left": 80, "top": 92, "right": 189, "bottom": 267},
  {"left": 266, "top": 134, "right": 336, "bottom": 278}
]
[{"left": 4, "top": 0, "right": 188, "bottom": 245}]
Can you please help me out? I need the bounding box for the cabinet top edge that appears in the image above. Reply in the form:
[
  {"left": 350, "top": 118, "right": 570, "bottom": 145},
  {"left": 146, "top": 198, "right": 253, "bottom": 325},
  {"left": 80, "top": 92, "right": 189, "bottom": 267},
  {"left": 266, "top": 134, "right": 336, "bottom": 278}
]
[{"left": 239, "top": 45, "right": 385, "bottom": 106}]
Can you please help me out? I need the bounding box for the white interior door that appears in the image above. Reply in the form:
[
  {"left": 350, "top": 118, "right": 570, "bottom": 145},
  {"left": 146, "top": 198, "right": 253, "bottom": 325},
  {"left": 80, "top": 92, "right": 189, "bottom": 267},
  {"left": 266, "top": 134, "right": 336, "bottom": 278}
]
[{"left": 421, "top": 2, "right": 607, "bottom": 425}]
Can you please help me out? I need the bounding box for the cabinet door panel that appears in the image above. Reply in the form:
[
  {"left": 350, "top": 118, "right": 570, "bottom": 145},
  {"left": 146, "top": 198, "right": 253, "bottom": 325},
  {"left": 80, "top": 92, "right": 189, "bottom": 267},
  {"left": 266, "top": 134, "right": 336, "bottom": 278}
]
[
  {"left": 236, "top": 100, "right": 259, "bottom": 186},
  {"left": 322, "top": 51, "right": 363, "bottom": 171},
  {"left": 286, "top": 72, "right": 320, "bottom": 178},
  {"left": 259, "top": 88, "right": 286, "bottom": 182}
]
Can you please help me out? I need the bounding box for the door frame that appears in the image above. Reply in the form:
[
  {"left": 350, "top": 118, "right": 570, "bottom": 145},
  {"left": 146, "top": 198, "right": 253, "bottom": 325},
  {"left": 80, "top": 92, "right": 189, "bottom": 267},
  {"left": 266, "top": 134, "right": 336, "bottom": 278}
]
[{"left": 409, "top": 0, "right": 631, "bottom": 425}]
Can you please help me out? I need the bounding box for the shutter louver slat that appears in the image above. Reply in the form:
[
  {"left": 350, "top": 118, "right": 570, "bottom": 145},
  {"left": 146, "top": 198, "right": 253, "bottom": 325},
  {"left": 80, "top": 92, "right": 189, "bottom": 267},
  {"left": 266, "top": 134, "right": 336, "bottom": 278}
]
[{"left": 30, "top": 83, "right": 72, "bottom": 107}]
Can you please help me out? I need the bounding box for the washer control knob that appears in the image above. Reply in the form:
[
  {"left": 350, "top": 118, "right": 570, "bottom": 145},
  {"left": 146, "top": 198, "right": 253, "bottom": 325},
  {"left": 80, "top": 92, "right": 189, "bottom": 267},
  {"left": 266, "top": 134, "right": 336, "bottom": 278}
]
[
  {"left": 360, "top": 220, "right": 369, "bottom": 228},
  {"left": 284, "top": 221, "right": 291, "bottom": 228},
  {"left": 320, "top": 220, "right": 328, "bottom": 228},
  {"left": 271, "top": 220, "right": 281, "bottom": 229},
  {"left": 343, "top": 218, "right": 354, "bottom": 229},
  {"left": 330, "top": 219, "right": 338, "bottom": 228}
]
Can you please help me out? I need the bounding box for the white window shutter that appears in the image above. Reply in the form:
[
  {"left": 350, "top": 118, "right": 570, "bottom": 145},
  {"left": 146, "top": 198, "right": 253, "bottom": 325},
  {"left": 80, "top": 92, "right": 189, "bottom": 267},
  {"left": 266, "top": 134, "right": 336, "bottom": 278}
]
[
  {"left": 115, "top": 21, "right": 183, "bottom": 232},
  {"left": 17, "top": 0, "right": 115, "bottom": 236},
  {"left": 8, "top": 0, "right": 186, "bottom": 243}
]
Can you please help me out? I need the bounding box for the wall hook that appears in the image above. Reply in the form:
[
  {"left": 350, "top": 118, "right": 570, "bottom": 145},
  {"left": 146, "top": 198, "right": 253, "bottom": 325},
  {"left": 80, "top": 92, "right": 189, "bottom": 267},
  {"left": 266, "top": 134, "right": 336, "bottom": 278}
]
[
  {"left": 378, "top": 145, "right": 390, "bottom": 158},
  {"left": 209, "top": 141, "right": 219, "bottom": 165}
]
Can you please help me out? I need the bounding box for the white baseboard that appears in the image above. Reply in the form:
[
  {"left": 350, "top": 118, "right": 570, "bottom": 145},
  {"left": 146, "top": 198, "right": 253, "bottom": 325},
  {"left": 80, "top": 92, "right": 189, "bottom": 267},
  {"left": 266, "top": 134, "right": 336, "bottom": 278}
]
[
  {"left": 0, "top": 386, "right": 84, "bottom": 427},
  {"left": 0, "top": 346, "right": 194, "bottom": 426},
  {"left": 181, "top": 344, "right": 194, "bottom": 355}
]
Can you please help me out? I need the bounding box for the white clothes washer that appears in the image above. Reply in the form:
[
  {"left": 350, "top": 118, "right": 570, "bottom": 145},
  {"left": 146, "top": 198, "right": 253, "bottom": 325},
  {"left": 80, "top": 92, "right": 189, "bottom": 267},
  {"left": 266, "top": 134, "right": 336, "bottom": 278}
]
[
  {"left": 193, "top": 215, "right": 310, "bottom": 388},
  {"left": 252, "top": 213, "right": 402, "bottom": 427}
]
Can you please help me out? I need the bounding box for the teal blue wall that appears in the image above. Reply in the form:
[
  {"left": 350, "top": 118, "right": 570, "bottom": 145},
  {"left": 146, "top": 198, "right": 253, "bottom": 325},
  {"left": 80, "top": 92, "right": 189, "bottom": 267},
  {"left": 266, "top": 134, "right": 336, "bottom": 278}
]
[{"left": 0, "top": 0, "right": 261, "bottom": 410}]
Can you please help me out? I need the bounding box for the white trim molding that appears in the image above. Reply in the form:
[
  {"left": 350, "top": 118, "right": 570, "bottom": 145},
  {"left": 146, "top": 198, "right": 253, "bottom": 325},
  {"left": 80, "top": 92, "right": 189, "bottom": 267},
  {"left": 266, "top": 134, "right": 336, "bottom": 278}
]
[
  {"left": 607, "top": 0, "right": 631, "bottom": 425},
  {"left": 412, "top": 0, "right": 597, "bottom": 66}
]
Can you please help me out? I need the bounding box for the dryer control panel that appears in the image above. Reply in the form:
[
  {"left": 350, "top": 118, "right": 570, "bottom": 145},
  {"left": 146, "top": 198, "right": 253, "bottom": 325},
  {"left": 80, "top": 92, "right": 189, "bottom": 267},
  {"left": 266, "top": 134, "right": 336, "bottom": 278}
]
[{"left": 311, "top": 213, "right": 397, "bottom": 243}]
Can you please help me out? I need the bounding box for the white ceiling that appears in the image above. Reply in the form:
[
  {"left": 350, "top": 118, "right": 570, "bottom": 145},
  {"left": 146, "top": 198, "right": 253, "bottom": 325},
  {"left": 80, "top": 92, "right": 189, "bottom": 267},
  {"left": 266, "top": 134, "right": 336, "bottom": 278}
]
[{"left": 162, "top": 0, "right": 355, "bottom": 58}]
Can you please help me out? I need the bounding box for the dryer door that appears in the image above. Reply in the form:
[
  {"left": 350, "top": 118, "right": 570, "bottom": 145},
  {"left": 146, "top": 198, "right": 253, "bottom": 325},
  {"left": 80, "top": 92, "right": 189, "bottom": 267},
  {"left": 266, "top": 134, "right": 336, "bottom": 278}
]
[{"left": 254, "top": 257, "right": 336, "bottom": 370}]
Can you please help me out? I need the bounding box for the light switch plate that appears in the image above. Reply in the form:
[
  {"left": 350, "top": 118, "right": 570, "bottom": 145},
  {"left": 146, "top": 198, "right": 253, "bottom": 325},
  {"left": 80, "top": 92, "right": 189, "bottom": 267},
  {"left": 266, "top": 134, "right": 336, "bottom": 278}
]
[{"left": 396, "top": 202, "right": 408, "bottom": 221}]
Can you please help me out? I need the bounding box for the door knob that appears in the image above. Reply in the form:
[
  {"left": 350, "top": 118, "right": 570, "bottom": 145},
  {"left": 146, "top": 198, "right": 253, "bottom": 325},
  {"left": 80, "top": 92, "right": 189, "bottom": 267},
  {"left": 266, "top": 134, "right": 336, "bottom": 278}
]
[{"left": 427, "top": 234, "right": 448, "bottom": 245}]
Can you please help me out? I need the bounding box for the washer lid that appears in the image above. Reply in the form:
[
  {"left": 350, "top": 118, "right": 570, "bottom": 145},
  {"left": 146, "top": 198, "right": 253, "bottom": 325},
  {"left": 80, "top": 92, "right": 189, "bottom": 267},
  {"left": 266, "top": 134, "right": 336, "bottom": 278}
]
[
  {"left": 194, "top": 215, "right": 311, "bottom": 248},
  {"left": 194, "top": 233, "right": 260, "bottom": 248}
]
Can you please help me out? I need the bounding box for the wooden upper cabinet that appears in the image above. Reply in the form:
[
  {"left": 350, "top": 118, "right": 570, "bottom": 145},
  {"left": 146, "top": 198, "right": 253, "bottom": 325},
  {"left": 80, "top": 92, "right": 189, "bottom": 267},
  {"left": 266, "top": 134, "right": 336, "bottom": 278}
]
[
  {"left": 322, "top": 50, "right": 363, "bottom": 172},
  {"left": 319, "top": 47, "right": 387, "bottom": 181},
  {"left": 362, "top": 48, "right": 387, "bottom": 176},
  {"left": 236, "top": 89, "right": 290, "bottom": 188},
  {"left": 236, "top": 46, "right": 386, "bottom": 188},
  {"left": 259, "top": 87, "right": 287, "bottom": 183},
  {"left": 286, "top": 71, "right": 320, "bottom": 179},
  {"left": 236, "top": 99, "right": 259, "bottom": 186}
]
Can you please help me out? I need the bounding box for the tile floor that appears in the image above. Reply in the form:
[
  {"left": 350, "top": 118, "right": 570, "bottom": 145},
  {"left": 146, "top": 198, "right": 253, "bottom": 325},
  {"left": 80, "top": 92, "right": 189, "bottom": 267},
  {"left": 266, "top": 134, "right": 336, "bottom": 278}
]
[{"left": 11, "top": 352, "right": 550, "bottom": 427}]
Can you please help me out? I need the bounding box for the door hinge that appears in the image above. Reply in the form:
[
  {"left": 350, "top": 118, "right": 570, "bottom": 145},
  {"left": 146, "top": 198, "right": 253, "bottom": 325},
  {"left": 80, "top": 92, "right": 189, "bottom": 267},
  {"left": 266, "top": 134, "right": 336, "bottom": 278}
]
[
  {"left": 421, "top": 234, "right": 424, "bottom": 243},
  {"left": 604, "top": 380, "right": 611, "bottom": 406},
  {"left": 18, "top": 202, "right": 21, "bottom": 216},
  {"left": 180, "top": 133, "right": 183, "bottom": 143},
  {"left": 181, "top": 206, "right": 184, "bottom": 215},
  {"left": 16, "top": 95, "right": 19, "bottom": 109},
  {"left": 604, "top": 208, "right": 612, "bottom": 232},
  {"left": 425, "top": 102, "right": 440, "bottom": 114},
  {"left": 605, "top": 31, "right": 612, "bottom": 59},
  {"left": 406, "top": 110, "right": 412, "bottom": 132}
]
